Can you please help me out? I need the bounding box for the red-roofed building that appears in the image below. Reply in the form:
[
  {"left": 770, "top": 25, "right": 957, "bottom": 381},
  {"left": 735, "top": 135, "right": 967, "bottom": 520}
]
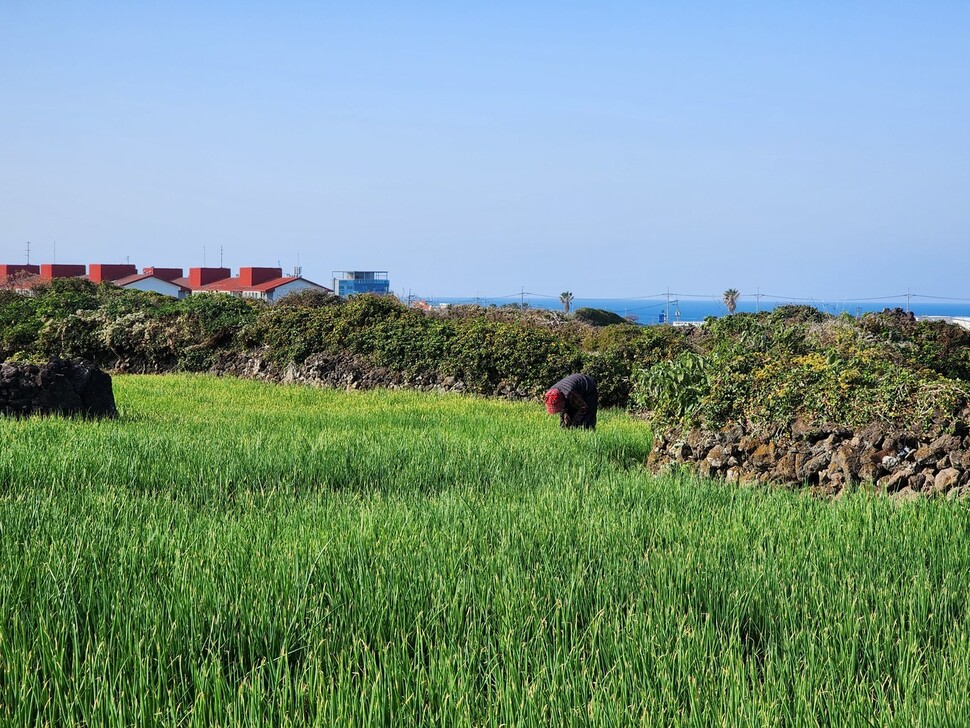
[
  {"left": 2, "top": 260, "right": 332, "bottom": 301},
  {"left": 1, "top": 263, "right": 86, "bottom": 293},
  {"left": 114, "top": 271, "right": 192, "bottom": 299},
  {"left": 240, "top": 267, "right": 281, "bottom": 287},
  {"left": 196, "top": 266, "right": 331, "bottom": 302},
  {"left": 0, "top": 264, "right": 41, "bottom": 293},
  {"left": 89, "top": 263, "right": 138, "bottom": 283},
  {"left": 0, "top": 264, "right": 40, "bottom": 279},
  {"left": 188, "top": 267, "right": 231, "bottom": 288},
  {"left": 142, "top": 267, "right": 183, "bottom": 282},
  {"left": 41, "top": 263, "right": 86, "bottom": 279}
]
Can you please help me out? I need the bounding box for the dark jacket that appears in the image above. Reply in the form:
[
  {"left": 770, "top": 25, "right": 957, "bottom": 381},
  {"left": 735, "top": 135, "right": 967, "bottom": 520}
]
[{"left": 551, "top": 373, "right": 597, "bottom": 430}]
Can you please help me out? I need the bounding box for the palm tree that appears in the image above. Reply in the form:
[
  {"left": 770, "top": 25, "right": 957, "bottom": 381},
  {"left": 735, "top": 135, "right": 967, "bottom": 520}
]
[
  {"left": 722, "top": 288, "right": 740, "bottom": 315},
  {"left": 560, "top": 291, "right": 574, "bottom": 314}
]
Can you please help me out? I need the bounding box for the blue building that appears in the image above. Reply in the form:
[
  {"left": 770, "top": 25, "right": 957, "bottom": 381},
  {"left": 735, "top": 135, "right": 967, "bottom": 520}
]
[{"left": 331, "top": 270, "right": 390, "bottom": 296}]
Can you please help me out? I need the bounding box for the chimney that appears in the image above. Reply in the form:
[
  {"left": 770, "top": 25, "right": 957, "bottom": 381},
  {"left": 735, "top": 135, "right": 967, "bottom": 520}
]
[
  {"left": 40, "top": 263, "right": 86, "bottom": 279},
  {"left": 89, "top": 263, "right": 138, "bottom": 283},
  {"left": 188, "top": 267, "right": 231, "bottom": 287},
  {"left": 143, "top": 267, "right": 183, "bottom": 282},
  {"left": 239, "top": 267, "right": 283, "bottom": 287}
]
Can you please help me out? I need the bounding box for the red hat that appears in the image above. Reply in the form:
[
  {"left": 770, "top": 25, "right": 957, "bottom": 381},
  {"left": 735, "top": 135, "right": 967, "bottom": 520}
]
[{"left": 545, "top": 388, "right": 565, "bottom": 414}]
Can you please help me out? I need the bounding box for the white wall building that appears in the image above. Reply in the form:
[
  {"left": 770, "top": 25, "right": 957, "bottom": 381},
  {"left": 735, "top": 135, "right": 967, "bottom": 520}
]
[{"left": 114, "top": 273, "right": 191, "bottom": 299}]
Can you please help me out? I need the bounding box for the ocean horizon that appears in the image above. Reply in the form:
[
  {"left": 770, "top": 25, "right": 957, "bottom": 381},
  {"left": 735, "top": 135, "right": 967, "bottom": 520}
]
[{"left": 433, "top": 295, "right": 970, "bottom": 324}]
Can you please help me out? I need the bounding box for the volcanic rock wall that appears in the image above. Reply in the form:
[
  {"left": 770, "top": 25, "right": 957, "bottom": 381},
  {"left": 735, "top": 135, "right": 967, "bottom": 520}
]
[
  {"left": 648, "top": 415, "right": 970, "bottom": 499},
  {"left": 1, "top": 359, "right": 117, "bottom": 418}
]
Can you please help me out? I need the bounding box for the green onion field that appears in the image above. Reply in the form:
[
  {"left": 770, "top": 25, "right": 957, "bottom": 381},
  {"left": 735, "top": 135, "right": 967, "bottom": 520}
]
[{"left": 2, "top": 375, "right": 970, "bottom": 726}]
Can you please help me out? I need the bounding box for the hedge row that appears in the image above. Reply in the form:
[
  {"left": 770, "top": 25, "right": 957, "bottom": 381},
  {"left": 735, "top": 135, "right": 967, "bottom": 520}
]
[
  {"left": 4, "top": 281, "right": 968, "bottom": 430},
  {"left": 0, "top": 281, "right": 683, "bottom": 406}
]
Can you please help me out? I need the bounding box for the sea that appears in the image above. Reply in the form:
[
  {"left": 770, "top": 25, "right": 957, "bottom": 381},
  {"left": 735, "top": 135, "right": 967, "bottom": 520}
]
[{"left": 435, "top": 295, "right": 970, "bottom": 325}]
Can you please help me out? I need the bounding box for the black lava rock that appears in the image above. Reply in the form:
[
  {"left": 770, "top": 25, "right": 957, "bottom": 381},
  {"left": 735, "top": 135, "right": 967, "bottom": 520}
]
[{"left": 1, "top": 358, "right": 117, "bottom": 418}]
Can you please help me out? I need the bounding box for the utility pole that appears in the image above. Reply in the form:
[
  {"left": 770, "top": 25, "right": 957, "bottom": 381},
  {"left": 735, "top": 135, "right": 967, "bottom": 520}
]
[
  {"left": 756, "top": 287, "right": 763, "bottom": 313},
  {"left": 906, "top": 288, "right": 911, "bottom": 313},
  {"left": 53, "top": 239, "right": 56, "bottom": 264},
  {"left": 665, "top": 289, "right": 671, "bottom": 324},
  {"left": 521, "top": 286, "right": 525, "bottom": 306},
  {"left": 220, "top": 246, "right": 224, "bottom": 267},
  {"left": 25, "top": 241, "right": 30, "bottom": 264}
]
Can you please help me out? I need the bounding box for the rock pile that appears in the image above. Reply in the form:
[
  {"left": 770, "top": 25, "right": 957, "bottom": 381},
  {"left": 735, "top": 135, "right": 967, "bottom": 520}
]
[
  {"left": 1, "top": 359, "right": 117, "bottom": 418},
  {"left": 648, "top": 415, "right": 970, "bottom": 499}
]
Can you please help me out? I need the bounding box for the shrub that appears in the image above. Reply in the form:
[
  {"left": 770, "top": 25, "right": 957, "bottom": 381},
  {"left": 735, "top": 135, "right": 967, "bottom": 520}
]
[
  {"left": 574, "top": 307, "right": 626, "bottom": 326},
  {"left": 178, "top": 294, "right": 261, "bottom": 348},
  {"left": 631, "top": 351, "right": 709, "bottom": 422},
  {"left": 0, "top": 290, "right": 42, "bottom": 360}
]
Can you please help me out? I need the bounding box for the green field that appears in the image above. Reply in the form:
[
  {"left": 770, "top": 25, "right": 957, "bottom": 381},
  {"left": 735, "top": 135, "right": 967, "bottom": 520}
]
[{"left": 2, "top": 375, "right": 970, "bottom": 726}]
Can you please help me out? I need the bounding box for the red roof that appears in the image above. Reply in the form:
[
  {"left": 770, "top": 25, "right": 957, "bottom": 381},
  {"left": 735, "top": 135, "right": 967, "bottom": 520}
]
[
  {"left": 197, "top": 277, "right": 247, "bottom": 293},
  {"left": 253, "top": 276, "right": 299, "bottom": 292},
  {"left": 196, "top": 275, "right": 329, "bottom": 293},
  {"left": 114, "top": 273, "right": 191, "bottom": 292}
]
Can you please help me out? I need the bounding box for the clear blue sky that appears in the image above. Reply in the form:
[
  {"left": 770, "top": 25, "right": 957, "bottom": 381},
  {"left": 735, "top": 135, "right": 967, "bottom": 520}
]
[{"left": 2, "top": 2, "right": 968, "bottom": 299}]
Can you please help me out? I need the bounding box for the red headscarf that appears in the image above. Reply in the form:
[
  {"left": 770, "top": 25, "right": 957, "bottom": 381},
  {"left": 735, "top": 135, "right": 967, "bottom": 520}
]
[{"left": 545, "top": 388, "right": 565, "bottom": 414}]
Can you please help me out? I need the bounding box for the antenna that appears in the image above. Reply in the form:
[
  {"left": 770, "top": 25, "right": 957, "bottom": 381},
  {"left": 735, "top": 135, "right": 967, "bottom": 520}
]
[
  {"left": 53, "top": 239, "right": 56, "bottom": 264},
  {"left": 25, "top": 241, "right": 30, "bottom": 264},
  {"left": 203, "top": 245, "right": 206, "bottom": 267},
  {"left": 220, "top": 245, "right": 224, "bottom": 267}
]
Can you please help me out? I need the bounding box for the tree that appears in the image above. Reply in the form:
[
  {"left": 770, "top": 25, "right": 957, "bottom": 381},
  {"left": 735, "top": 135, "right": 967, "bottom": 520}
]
[
  {"left": 722, "top": 288, "right": 740, "bottom": 315},
  {"left": 560, "top": 291, "right": 574, "bottom": 314}
]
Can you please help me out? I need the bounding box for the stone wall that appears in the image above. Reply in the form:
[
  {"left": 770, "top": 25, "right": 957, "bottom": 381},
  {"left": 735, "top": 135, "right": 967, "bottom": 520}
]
[
  {"left": 210, "top": 349, "right": 533, "bottom": 396},
  {"left": 1, "top": 359, "right": 117, "bottom": 418},
  {"left": 647, "top": 415, "right": 970, "bottom": 499}
]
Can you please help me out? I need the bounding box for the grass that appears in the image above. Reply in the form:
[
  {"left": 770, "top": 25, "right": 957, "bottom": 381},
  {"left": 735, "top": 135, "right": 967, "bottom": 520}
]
[{"left": 1, "top": 374, "right": 970, "bottom": 726}]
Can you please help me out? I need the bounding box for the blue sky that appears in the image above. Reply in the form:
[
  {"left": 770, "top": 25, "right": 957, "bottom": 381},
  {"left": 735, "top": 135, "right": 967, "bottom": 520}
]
[{"left": 2, "top": 2, "right": 968, "bottom": 299}]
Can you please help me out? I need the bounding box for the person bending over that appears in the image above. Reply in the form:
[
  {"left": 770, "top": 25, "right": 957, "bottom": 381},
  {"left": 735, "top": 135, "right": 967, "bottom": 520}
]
[{"left": 544, "top": 373, "right": 597, "bottom": 430}]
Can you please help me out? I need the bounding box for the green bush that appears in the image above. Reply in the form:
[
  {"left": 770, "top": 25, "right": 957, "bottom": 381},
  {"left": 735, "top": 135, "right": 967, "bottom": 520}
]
[
  {"left": 631, "top": 351, "right": 709, "bottom": 422},
  {"left": 0, "top": 290, "right": 41, "bottom": 360},
  {"left": 631, "top": 307, "right": 970, "bottom": 434},
  {"left": 574, "top": 307, "right": 626, "bottom": 326}
]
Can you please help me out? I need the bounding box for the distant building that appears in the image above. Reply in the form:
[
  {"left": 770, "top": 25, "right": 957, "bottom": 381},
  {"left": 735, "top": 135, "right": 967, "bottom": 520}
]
[
  {"left": 331, "top": 271, "right": 390, "bottom": 296},
  {"left": 41, "top": 263, "right": 86, "bottom": 279},
  {"left": 114, "top": 268, "right": 192, "bottom": 299},
  {"left": 88, "top": 264, "right": 137, "bottom": 283},
  {"left": 190, "top": 267, "right": 331, "bottom": 302},
  {"left": 1, "top": 263, "right": 87, "bottom": 293},
  {"left": 0, "top": 264, "right": 40, "bottom": 279},
  {"left": 0, "top": 264, "right": 41, "bottom": 293},
  {"left": 1, "top": 261, "right": 331, "bottom": 301}
]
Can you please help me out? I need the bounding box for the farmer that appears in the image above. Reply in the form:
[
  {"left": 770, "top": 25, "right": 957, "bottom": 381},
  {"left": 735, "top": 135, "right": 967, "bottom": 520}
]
[{"left": 544, "top": 373, "right": 597, "bottom": 430}]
